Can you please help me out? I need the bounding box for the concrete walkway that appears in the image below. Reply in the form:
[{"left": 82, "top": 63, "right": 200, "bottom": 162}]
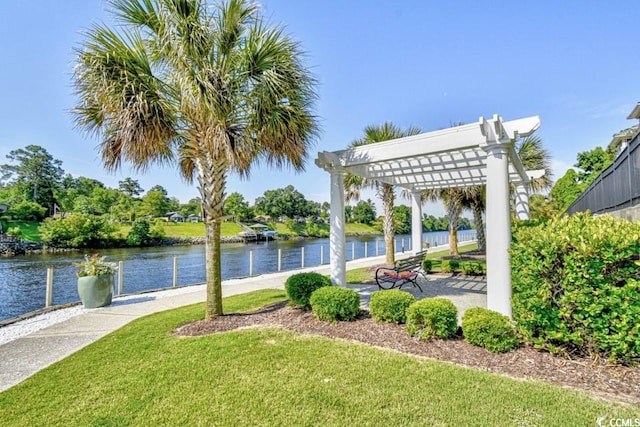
[{"left": 0, "top": 244, "right": 484, "bottom": 393}]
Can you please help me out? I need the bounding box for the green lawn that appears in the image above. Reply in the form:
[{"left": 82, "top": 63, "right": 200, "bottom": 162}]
[
  {"left": 0, "top": 289, "right": 634, "bottom": 426},
  {"left": 117, "top": 221, "right": 242, "bottom": 238},
  {"left": 272, "top": 221, "right": 379, "bottom": 237},
  {"left": 3, "top": 220, "right": 41, "bottom": 241},
  {"left": 346, "top": 242, "right": 479, "bottom": 283}
]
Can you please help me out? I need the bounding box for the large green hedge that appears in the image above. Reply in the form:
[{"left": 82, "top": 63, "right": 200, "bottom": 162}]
[{"left": 511, "top": 213, "right": 640, "bottom": 363}]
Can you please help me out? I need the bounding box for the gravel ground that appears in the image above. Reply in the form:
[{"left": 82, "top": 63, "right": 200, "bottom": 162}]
[
  {"left": 0, "top": 284, "right": 205, "bottom": 346},
  {"left": 175, "top": 301, "right": 640, "bottom": 405}
]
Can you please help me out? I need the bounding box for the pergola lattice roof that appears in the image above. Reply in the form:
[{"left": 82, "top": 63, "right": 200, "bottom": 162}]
[{"left": 316, "top": 115, "right": 541, "bottom": 190}]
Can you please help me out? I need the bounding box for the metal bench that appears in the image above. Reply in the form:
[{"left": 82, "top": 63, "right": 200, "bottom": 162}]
[{"left": 375, "top": 250, "right": 428, "bottom": 292}]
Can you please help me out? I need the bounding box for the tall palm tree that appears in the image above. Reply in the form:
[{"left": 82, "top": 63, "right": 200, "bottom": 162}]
[
  {"left": 73, "top": 0, "right": 318, "bottom": 319},
  {"left": 345, "top": 123, "right": 421, "bottom": 264},
  {"left": 461, "top": 185, "right": 486, "bottom": 252}
]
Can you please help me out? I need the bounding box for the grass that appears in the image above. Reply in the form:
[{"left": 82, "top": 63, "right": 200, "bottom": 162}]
[
  {"left": 272, "top": 222, "right": 380, "bottom": 237},
  {"left": 3, "top": 220, "right": 41, "bottom": 241},
  {"left": 346, "top": 242, "right": 479, "bottom": 283},
  {"left": 0, "top": 289, "right": 635, "bottom": 426},
  {"left": 116, "top": 221, "right": 242, "bottom": 239}
]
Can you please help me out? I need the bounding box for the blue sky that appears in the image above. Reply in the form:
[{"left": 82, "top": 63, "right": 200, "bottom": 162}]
[{"left": 1, "top": 1, "right": 639, "bottom": 216}]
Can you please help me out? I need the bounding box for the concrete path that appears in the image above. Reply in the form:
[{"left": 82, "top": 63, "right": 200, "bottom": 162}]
[{"left": 0, "top": 243, "right": 484, "bottom": 392}]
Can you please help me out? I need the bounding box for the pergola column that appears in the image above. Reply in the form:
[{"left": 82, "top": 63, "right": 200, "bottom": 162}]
[
  {"left": 483, "top": 144, "right": 512, "bottom": 318},
  {"left": 329, "top": 170, "right": 346, "bottom": 286},
  {"left": 411, "top": 191, "right": 423, "bottom": 253},
  {"left": 515, "top": 183, "right": 530, "bottom": 220}
]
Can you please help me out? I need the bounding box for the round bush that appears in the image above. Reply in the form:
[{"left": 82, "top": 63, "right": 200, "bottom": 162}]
[
  {"left": 310, "top": 286, "right": 360, "bottom": 322},
  {"left": 462, "top": 307, "right": 519, "bottom": 353},
  {"left": 406, "top": 298, "right": 458, "bottom": 340},
  {"left": 422, "top": 259, "right": 433, "bottom": 273},
  {"left": 285, "top": 272, "right": 331, "bottom": 308},
  {"left": 441, "top": 260, "right": 460, "bottom": 273},
  {"left": 369, "top": 290, "right": 416, "bottom": 324}
]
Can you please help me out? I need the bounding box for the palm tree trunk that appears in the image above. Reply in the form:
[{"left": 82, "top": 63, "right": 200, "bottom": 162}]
[
  {"left": 381, "top": 183, "right": 395, "bottom": 264},
  {"left": 471, "top": 202, "right": 486, "bottom": 252},
  {"left": 197, "top": 152, "right": 226, "bottom": 320},
  {"left": 446, "top": 197, "right": 461, "bottom": 257}
]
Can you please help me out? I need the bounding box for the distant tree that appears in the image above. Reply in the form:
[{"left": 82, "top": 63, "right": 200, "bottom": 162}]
[
  {"left": 90, "top": 187, "right": 120, "bottom": 216},
  {"left": 223, "top": 192, "right": 253, "bottom": 222},
  {"left": 352, "top": 199, "right": 376, "bottom": 224},
  {"left": 574, "top": 146, "right": 614, "bottom": 186},
  {"left": 180, "top": 198, "right": 202, "bottom": 218},
  {"left": 7, "top": 201, "right": 47, "bottom": 221},
  {"left": 118, "top": 177, "right": 144, "bottom": 197},
  {"left": 0, "top": 145, "right": 64, "bottom": 214},
  {"left": 344, "top": 205, "right": 353, "bottom": 223},
  {"left": 254, "top": 186, "right": 310, "bottom": 219},
  {"left": 550, "top": 168, "right": 583, "bottom": 211},
  {"left": 141, "top": 189, "right": 171, "bottom": 217},
  {"left": 147, "top": 185, "right": 168, "bottom": 197},
  {"left": 393, "top": 205, "right": 412, "bottom": 235}
]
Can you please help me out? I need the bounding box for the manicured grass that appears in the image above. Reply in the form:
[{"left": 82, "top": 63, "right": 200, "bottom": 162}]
[
  {"left": 272, "top": 222, "right": 380, "bottom": 237},
  {"left": 0, "top": 290, "right": 634, "bottom": 426},
  {"left": 4, "top": 220, "right": 41, "bottom": 241},
  {"left": 346, "top": 242, "right": 480, "bottom": 283},
  {"left": 117, "top": 221, "right": 242, "bottom": 238}
]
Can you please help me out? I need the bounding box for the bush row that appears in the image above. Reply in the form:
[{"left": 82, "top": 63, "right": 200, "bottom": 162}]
[
  {"left": 422, "top": 259, "right": 485, "bottom": 276},
  {"left": 285, "top": 272, "right": 518, "bottom": 352}
]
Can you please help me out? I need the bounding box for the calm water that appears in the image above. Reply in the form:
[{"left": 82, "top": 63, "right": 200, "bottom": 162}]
[{"left": 0, "top": 230, "right": 475, "bottom": 321}]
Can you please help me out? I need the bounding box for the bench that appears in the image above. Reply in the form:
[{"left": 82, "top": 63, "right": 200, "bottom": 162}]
[{"left": 375, "top": 251, "right": 428, "bottom": 292}]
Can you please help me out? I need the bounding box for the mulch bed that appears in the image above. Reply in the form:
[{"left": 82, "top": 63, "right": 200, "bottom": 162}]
[{"left": 174, "top": 301, "right": 640, "bottom": 405}]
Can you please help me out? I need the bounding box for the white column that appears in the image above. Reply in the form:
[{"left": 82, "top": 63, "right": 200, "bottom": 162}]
[
  {"left": 411, "top": 190, "right": 423, "bottom": 253},
  {"left": 484, "top": 144, "right": 512, "bottom": 318},
  {"left": 329, "top": 171, "right": 346, "bottom": 286},
  {"left": 515, "top": 183, "right": 530, "bottom": 220}
]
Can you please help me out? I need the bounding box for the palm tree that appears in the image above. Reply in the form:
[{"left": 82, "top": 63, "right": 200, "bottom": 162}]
[
  {"left": 73, "top": 0, "right": 318, "bottom": 319},
  {"left": 345, "top": 123, "right": 421, "bottom": 264},
  {"left": 461, "top": 185, "right": 486, "bottom": 252},
  {"left": 421, "top": 188, "right": 468, "bottom": 257},
  {"left": 515, "top": 133, "right": 553, "bottom": 192}
]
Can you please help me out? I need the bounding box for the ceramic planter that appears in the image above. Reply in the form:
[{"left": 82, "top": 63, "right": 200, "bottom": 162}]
[{"left": 77, "top": 275, "right": 114, "bottom": 308}]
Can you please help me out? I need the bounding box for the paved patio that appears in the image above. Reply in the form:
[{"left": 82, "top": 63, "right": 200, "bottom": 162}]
[{"left": 354, "top": 274, "right": 487, "bottom": 319}]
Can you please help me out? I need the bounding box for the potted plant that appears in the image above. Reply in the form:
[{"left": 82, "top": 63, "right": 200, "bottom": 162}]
[{"left": 74, "top": 254, "right": 117, "bottom": 308}]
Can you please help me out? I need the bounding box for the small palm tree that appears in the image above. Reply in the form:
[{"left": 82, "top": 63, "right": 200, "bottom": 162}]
[
  {"left": 461, "top": 185, "right": 486, "bottom": 252},
  {"left": 73, "top": 0, "right": 318, "bottom": 319},
  {"left": 345, "top": 123, "right": 421, "bottom": 264},
  {"left": 421, "top": 188, "right": 468, "bottom": 257},
  {"left": 516, "top": 133, "right": 553, "bottom": 192}
]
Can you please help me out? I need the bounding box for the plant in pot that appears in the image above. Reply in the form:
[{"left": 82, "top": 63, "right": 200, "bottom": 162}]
[{"left": 74, "top": 254, "right": 117, "bottom": 308}]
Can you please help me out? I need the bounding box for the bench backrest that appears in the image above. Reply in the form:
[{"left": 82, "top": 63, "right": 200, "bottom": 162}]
[{"left": 396, "top": 251, "right": 427, "bottom": 270}]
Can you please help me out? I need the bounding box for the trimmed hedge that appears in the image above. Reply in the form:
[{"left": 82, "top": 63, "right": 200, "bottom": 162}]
[
  {"left": 511, "top": 213, "right": 640, "bottom": 363},
  {"left": 285, "top": 272, "right": 331, "bottom": 308},
  {"left": 461, "top": 262, "right": 484, "bottom": 276},
  {"left": 310, "top": 286, "right": 360, "bottom": 322},
  {"left": 406, "top": 298, "right": 458, "bottom": 340},
  {"left": 370, "top": 290, "right": 416, "bottom": 324},
  {"left": 462, "top": 307, "right": 519, "bottom": 353},
  {"left": 422, "top": 259, "right": 433, "bottom": 273},
  {"left": 441, "top": 260, "right": 460, "bottom": 273}
]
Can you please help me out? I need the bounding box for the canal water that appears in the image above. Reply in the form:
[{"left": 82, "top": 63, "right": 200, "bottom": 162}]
[{"left": 0, "top": 230, "right": 475, "bottom": 322}]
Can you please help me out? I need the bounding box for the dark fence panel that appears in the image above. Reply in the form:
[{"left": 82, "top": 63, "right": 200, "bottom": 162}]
[{"left": 567, "top": 133, "right": 640, "bottom": 215}]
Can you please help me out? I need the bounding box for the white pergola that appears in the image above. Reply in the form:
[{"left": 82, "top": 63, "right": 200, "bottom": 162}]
[{"left": 315, "top": 114, "right": 542, "bottom": 318}]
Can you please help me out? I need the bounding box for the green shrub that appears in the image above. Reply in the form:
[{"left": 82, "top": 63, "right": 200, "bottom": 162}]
[
  {"left": 7, "top": 201, "right": 47, "bottom": 221},
  {"left": 126, "top": 219, "right": 152, "bottom": 246},
  {"left": 406, "top": 298, "right": 458, "bottom": 340},
  {"left": 310, "top": 286, "right": 360, "bottom": 322},
  {"left": 39, "top": 214, "right": 118, "bottom": 248},
  {"left": 422, "top": 259, "right": 433, "bottom": 273},
  {"left": 441, "top": 259, "right": 460, "bottom": 273},
  {"left": 285, "top": 272, "right": 331, "bottom": 308},
  {"left": 461, "top": 262, "right": 483, "bottom": 276},
  {"left": 462, "top": 307, "right": 519, "bottom": 353},
  {"left": 511, "top": 213, "right": 640, "bottom": 363},
  {"left": 369, "top": 290, "right": 416, "bottom": 324}
]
